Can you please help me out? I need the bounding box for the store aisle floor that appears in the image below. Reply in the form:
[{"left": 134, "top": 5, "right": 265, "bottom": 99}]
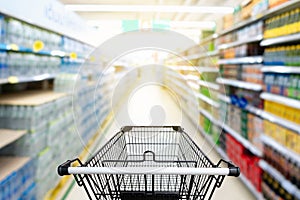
[{"left": 65, "top": 85, "right": 255, "bottom": 200}]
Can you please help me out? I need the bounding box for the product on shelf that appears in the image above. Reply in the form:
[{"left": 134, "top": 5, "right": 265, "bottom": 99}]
[
  {"left": 217, "top": 21, "right": 263, "bottom": 45},
  {"left": 264, "top": 73, "right": 300, "bottom": 100},
  {"left": 247, "top": 113, "right": 263, "bottom": 150},
  {"left": 242, "top": 64, "right": 263, "bottom": 84},
  {"left": 221, "top": 64, "right": 239, "bottom": 79},
  {"left": 264, "top": 120, "right": 300, "bottom": 155},
  {"left": 264, "top": 8, "right": 300, "bottom": 39},
  {"left": 222, "top": 13, "right": 234, "bottom": 30},
  {"left": 220, "top": 43, "right": 263, "bottom": 59},
  {"left": 263, "top": 144, "right": 300, "bottom": 188},
  {"left": 225, "top": 86, "right": 262, "bottom": 108},
  {"left": 223, "top": 102, "right": 263, "bottom": 151},
  {"left": 262, "top": 171, "right": 297, "bottom": 200},
  {"left": 0, "top": 157, "right": 35, "bottom": 200},
  {"left": 5, "top": 17, "right": 61, "bottom": 51},
  {"left": 225, "top": 133, "right": 262, "bottom": 191},
  {"left": 264, "top": 98, "right": 300, "bottom": 124},
  {"left": 264, "top": 45, "right": 300, "bottom": 66},
  {"left": 268, "top": 0, "right": 288, "bottom": 8}
]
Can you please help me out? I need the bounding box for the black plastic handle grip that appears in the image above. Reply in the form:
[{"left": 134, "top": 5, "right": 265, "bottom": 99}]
[
  {"left": 58, "top": 158, "right": 81, "bottom": 176},
  {"left": 228, "top": 166, "right": 240, "bottom": 177},
  {"left": 216, "top": 159, "right": 240, "bottom": 177}
]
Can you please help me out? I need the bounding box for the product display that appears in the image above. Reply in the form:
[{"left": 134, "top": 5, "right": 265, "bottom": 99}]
[
  {"left": 264, "top": 45, "right": 300, "bottom": 66},
  {"left": 264, "top": 8, "right": 300, "bottom": 39},
  {"left": 264, "top": 73, "right": 300, "bottom": 99},
  {"left": 226, "top": 133, "right": 262, "bottom": 191}
]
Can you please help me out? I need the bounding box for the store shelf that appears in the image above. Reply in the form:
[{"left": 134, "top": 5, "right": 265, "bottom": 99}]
[
  {"left": 261, "top": 32, "right": 300, "bottom": 46},
  {"left": 217, "top": 0, "right": 300, "bottom": 36},
  {"left": 0, "top": 129, "right": 27, "bottom": 149},
  {"left": 262, "top": 111, "right": 300, "bottom": 134},
  {"left": 0, "top": 74, "right": 56, "bottom": 85},
  {"left": 184, "top": 74, "right": 199, "bottom": 81},
  {"left": 260, "top": 92, "right": 300, "bottom": 110},
  {"left": 261, "top": 135, "right": 300, "bottom": 164},
  {"left": 222, "top": 99, "right": 300, "bottom": 134},
  {"left": 199, "top": 109, "right": 220, "bottom": 125},
  {"left": 0, "top": 90, "right": 67, "bottom": 106},
  {"left": 198, "top": 67, "right": 219, "bottom": 73},
  {"left": 197, "top": 126, "right": 264, "bottom": 200},
  {"left": 216, "top": 78, "right": 263, "bottom": 91},
  {"left": 198, "top": 80, "right": 220, "bottom": 91},
  {"left": 0, "top": 156, "right": 30, "bottom": 181},
  {"left": 185, "top": 54, "right": 203, "bottom": 60},
  {"left": 196, "top": 93, "right": 220, "bottom": 108},
  {"left": 218, "top": 35, "right": 263, "bottom": 50},
  {"left": 168, "top": 66, "right": 197, "bottom": 71},
  {"left": 0, "top": 43, "right": 87, "bottom": 59},
  {"left": 261, "top": 66, "right": 300, "bottom": 73},
  {"left": 218, "top": 56, "right": 263, "bottom": 65},
  {"left": 222, "top": 124, "right": 262, "bottom": 157},
  {"left": 188, "top": 81, "right": 199, "bottom": 90},
  {"left": 194, "top": 50, "right": 219, "bottom": 59},
  {"left": 200, "top": 34, "right": 218, "bottom": 44},
  {"left": 218, "top": 93, "right": 231, "bottom": 103},
  {"left": 166, "top": 70, "right": 183, "bottom": 79},
  {"left": 259, "top": 160, "right": 300, "bottom": 199}
]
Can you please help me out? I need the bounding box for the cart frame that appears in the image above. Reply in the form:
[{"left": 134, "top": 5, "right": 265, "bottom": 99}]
[{"left": 58, "top": 126, "right": 239, "bottom": 200}]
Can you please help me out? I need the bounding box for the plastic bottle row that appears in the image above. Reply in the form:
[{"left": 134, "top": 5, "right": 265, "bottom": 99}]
[
  {"left": 264, "top": 73, "right": 300, "bottom": 100},
  {"left": 264, "top": 45, "right": 300, "bottom": 66},
  {"left": 264, "top": 8, "right": 300, "bottom": 39},
  {"left": 0, "top": 14, "right": 93, "bottom": 55}
]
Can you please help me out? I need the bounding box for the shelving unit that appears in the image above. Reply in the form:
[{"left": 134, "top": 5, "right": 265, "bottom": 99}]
[
  {"left": 216, "top": 78, "right": 263, "bottom": 91},
  {"left": 196, "top": 93, "right": 220, "bottom": 108},
  {"left": 259, "top": 160, "right": 300, "bottom": 199},
  {"left": 261, "top": 66, "right": 300, "bottom": 73},
  {"left": 0, "top": 90, "right": 67, "bottom": 106},
  {"left": 199, "top": 109, "right": 219, "bottom": 126},
  {"left": 260, "top": 32, "right": 300, "bottom": 46},
  {"left": 260, "top": 92, "right": 300, "bottom": 110},
  {"left": 0, "top": 156, "right": 30, "bottom": 180},
  {"left": 0, "top": 129, "right": 26, "bottom": 149},
  {"left": 168, "top": 66, "right": 197, "bottom": 71},
  {"left": 218, "top": 35, "right": 263, "bottom": 50},
  {"left": 198, "top": 80, "right": 220, "bottom": 91},
  {"left": 217, "top": 0, "right": 300, "bottom": 37},
  {"left": 222, "top": 124, "right": 262, "bottom": 157},
  {"left": 260, "top": 135, "right": 300, "bottom": 164},
  {"left": 197, "top": 121, "right": 264, "bottom": 200},
  {"left": 219, "top": 95, "right": 300, "bottom": 135},
  {"left": 198, "top": 67, "right": 219, "bottom": 73},
  {"left": 218, "top": 56, "right": 263, "bottom": 65}
]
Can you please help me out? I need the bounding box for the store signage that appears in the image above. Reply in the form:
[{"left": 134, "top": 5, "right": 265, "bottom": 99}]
[{"left": 0, "top": 0, "right": 96, "bottom": 45}]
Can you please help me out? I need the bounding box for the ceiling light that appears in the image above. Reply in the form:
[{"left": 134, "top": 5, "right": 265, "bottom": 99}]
[{"left": 65, "top": 5, "right": 234, "bottom": 14}]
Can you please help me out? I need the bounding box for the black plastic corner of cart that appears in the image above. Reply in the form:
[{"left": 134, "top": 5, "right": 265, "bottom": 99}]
[
  {"left": 121, "top": 126, "right": 133, "bottom": 132},
  {"left": 172, "top": 126, "right": 183, "bottom": 132},
  {"left": 228, "top": 167, "right": 240, "bottom": 177},
  {"left": 58, "top": 165, "right": 69, "bottom": 176}
]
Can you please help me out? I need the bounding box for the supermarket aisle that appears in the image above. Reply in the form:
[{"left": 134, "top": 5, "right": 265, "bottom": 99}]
[{"left": 66, "top": 85, "right": 255, "bottom": 200}]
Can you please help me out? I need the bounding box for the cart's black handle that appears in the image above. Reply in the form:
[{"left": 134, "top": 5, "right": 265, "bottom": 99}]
[
  {"left": 58, "top": 158, "right": 82, "bottom": 176},
  {"left": 228, "top": 166, "right": 240, "bottom": 177},
  {"left": 216, "top": 159, "right": 240, "bottom": 177}
]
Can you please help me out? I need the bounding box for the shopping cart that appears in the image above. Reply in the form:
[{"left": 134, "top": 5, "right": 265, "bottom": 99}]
[{"left": 58, "top": 126, "right": 240, "bottom": 200}]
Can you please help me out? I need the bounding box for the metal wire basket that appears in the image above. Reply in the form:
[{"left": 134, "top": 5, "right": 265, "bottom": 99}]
[{"left": 58, "top": 126, "right": 239, "bottom": 200}]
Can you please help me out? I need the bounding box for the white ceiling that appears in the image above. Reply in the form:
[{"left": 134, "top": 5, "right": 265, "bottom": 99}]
[
  {"left": 59, "top": 0, "right": 244, "bottom": 43},
  {"left": 60, "top": 0, "right": 243, "bottom": 23}
]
